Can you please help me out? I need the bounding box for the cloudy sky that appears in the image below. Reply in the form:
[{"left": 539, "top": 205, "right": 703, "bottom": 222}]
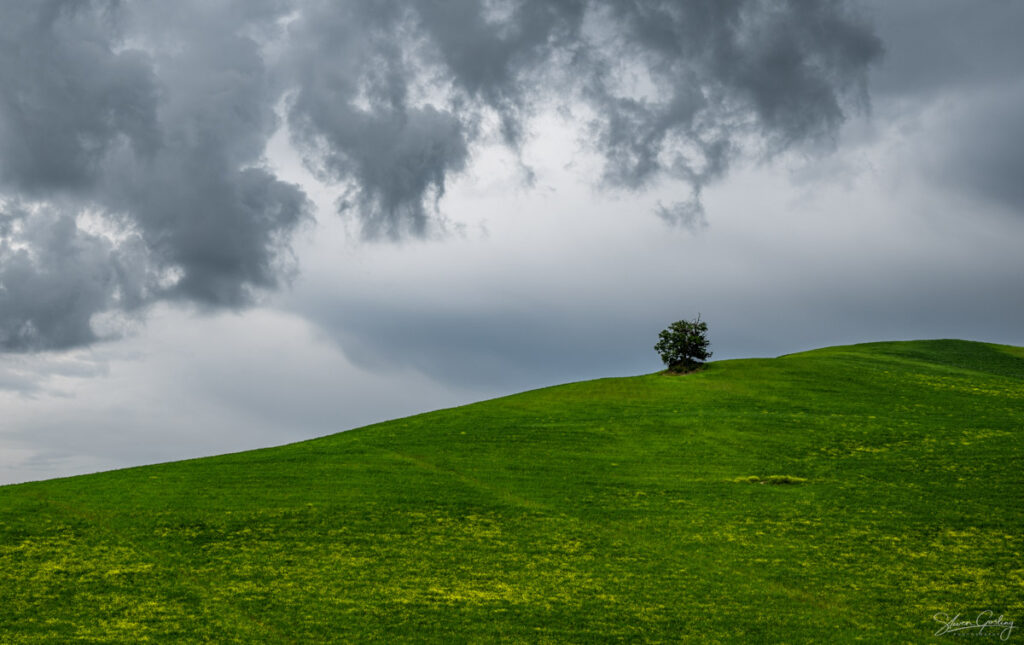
[{"left": 1, "top": 0, "right": 1022, "bottom": 485}]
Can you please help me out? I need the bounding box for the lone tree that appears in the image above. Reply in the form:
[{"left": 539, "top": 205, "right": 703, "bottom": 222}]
[{"left": 654, "top": 315, "right": 712, "bottom": 373}]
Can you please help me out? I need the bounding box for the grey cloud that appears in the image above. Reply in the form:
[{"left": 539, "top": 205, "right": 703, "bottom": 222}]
[
  {"left": 300, "top": 294, "right": 651, "bottom": 391},
  {"left": 0, "top": 0, "right": 309, "bottom": 350},
  {"left": 582, "top": 0, "right": 881, "bottom": 214},
  {"left": 656, "top": 196, "right": 707, "bottom": 232},
  {"left": 0, "top": 206, "right": 136, "bottom": 350},
  {"left": 104, "top": 0, "right": 312, "bottom": 306},
  {"left": 411, "top": 0, "right": 587, "bottom": 146},
  {"left": 934, "top": 92, "right": 1024, "bottom": 216},
  {"left": 0, "top": 347, "right": 110, "bottom": 395},
  {"left": 0, "top": 0, "right": 880, "bottom": 351},
  {"left": 0, "top": 0, "right": 159, "bottom": 193},
  {"left": 284, "top": 2, "right": 479, "bottom": 240},
  {"left": 287, "top": 0, "right": 879, "bottom": 238},
  {"left": 865, "top": 0, "right": 1024, "bottom": 99},
  {"left": 0, "top": 368, "right": 40, "bottom": 395},
  {"left": 289, "top": 101, "right": 469, "bottom": 240},
  {"left": 863, "top": 1, "right": 1024, "bottom": 218}
]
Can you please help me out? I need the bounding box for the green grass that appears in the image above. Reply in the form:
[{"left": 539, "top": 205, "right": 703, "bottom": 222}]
[{"left": 1, "top": 339, "right": 1022, "bottom": 643}]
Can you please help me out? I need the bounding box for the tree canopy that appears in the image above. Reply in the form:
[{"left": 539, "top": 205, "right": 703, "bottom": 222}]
[{"left": 654, "top": 316, "right": 712, "bottom": 372}]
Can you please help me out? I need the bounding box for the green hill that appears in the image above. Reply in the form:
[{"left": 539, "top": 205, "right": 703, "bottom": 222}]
[{"left": 1, "top": 340, "right": 1022, "bottom": 643}]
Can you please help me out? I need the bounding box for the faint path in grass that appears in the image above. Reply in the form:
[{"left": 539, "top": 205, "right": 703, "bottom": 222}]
[{"left": 381, "top": 448, "right": 554, "bottom": 513}]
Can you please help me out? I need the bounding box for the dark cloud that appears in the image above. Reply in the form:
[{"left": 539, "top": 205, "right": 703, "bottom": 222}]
[
  {"left": 103, "top": 0, "right": 312, "bottom": 306},
  {"left": 298, "top": 294, "right": 647, "bottom": 391},
  {"left": 288, "top": 0, "right": 880, "bottom": 236},
  {"left": 0, "top": 0, "right": 309, "bottom": 351},
  {"left": 0, "top": 0, "right": 159, "bottom": 194},
  {"left": 865, "top": 0, "right": 1024, "bottom": 99},
  {"left": 283, "top": 2, "right": 478, "bottom": 240},
  {"left": 0, "top": 0, "right": 880, "bottom": 351},
  {"left": 656, "top": 195, "right": 707, "bottom": 231},
  {"left": 0, "top": 204, "right": 143, "bottom": 351},
  {"left": 864, "top": 1, "right": 1024, "bottom": 218},
  {"left": 932, "top": 91, "right": 1024, "bottom": 216},
  {"left": 581, "top": 0, "right": 881, "bottom": 211}
]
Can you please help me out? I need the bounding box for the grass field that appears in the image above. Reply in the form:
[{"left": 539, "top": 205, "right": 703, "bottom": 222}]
[{"left": 1, "top": 339, "right": 1021, "bottom": 642}]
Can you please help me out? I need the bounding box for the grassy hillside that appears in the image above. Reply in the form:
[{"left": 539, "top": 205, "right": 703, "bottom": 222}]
[{"left": 1, "top": 339, "right": 1022, "bottom": 643}]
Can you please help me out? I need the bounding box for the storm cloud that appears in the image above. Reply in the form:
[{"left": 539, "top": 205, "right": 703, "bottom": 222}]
[
  {"left": 285, "top": 0, "right": 881, "bottom": 234},
  {"left": 865, "top": 0, "right": 1024, "bottom": 217},
  {"left": 0, "top": 0, "right": 881, "bottom": 351},
  {"left": 0, "top": 0, "right": 309, "bottom": 350}
]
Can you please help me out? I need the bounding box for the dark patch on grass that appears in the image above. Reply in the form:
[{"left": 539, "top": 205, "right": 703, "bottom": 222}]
[
  {"left": 733, "top": 475, "right": 808, "bottom": 485},
  {"left": 662, "top": 363, "right": 709, "bottom": 376},
  {"left": 849, "top": 339, "right": 1024, "bottom": 380}
]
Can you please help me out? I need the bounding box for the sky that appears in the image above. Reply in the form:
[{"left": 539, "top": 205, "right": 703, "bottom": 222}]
[{"left": 1, "top": 0, "right": 1022, "bottom": 485}]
